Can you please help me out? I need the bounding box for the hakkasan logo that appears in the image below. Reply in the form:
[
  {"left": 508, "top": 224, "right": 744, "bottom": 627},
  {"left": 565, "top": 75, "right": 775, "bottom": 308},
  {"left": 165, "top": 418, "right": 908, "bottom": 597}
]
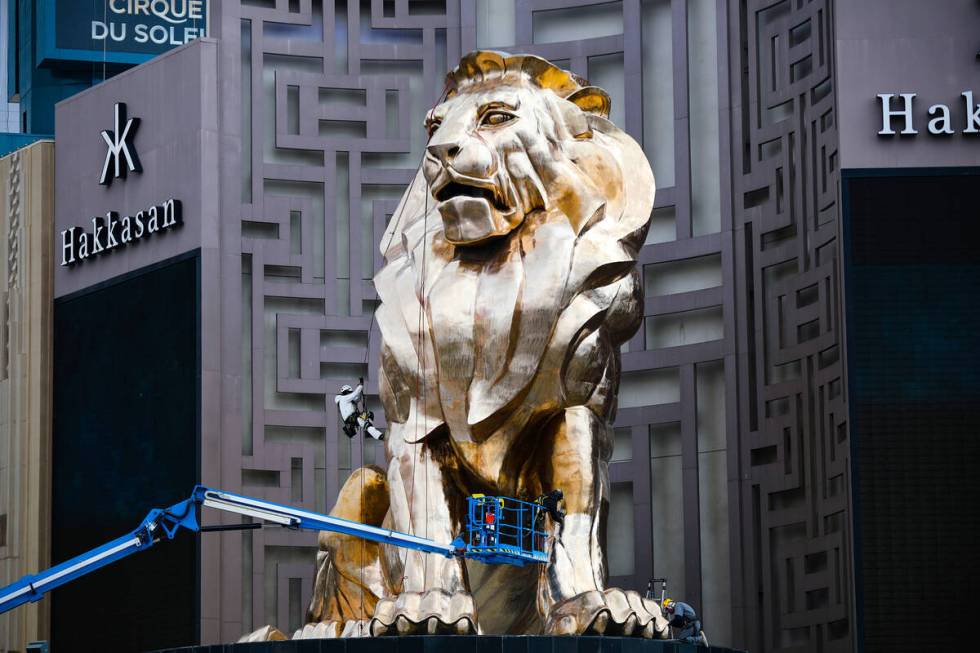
[
  {"left": 93, "top": 0, "right": 206, "bottom": 47},
  {"left": 60, "top": 102, "right": 184, "bottom": 268}
]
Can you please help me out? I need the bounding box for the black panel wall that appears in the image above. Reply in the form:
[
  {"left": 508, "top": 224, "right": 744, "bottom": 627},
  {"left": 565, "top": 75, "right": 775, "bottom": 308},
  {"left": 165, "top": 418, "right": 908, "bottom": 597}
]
[
  {"left": 51, "top": 253, "right": 200, "bottom": 653},
  {"left": 843, "top": 170, "right": 980, "bottom": 653}
]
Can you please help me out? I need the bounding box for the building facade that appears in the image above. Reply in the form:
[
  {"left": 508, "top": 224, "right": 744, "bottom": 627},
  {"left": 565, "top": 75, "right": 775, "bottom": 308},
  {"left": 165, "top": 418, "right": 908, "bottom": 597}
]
[
  {"left": 0, "top": 140, "right": 54, "bottom": 652},
  {"left": 835, "top": 2, "right": 980, "bottom": 651},
  {"left": 0, "top": 1, "right": 18, "bottom": 133},
  {"left": 19, "top": 1, "right": 979, "bottom": 652},
  {"left": 6, "top": 0, "right": 209, "bottom": 136}
]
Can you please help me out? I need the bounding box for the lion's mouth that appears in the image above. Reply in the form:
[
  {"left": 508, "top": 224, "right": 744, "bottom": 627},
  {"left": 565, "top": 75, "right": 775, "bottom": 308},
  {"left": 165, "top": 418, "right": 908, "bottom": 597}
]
[{"left": 434, "top": 181, "right": 507, "bottom": 210}]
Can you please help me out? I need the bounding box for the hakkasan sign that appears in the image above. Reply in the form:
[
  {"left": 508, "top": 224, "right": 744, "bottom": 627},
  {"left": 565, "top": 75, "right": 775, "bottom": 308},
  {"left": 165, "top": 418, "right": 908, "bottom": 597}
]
[{"left": 39, "top": 0, "right": 208, "bottom": 65}]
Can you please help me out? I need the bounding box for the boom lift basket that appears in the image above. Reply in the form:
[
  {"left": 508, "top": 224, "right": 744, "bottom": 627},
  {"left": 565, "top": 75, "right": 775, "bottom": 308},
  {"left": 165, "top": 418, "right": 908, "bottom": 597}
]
[{"left": 463, "top": 495, "right": 549, "bottom": 565}]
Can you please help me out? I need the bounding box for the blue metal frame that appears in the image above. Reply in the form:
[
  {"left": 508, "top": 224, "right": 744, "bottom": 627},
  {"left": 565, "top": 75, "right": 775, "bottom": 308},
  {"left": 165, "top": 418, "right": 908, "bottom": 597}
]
[
  {"left": 197, "top": 487, "right": 458, "bottom": 557},
  {"left": 0, "top": 494, "right": 200, "bottom": 616},
  {"left": 463, "top": 495, "right": 549, "bottom": 566},
  {"left": 0, "top": 485, "right": 550, "bottom": 617}
]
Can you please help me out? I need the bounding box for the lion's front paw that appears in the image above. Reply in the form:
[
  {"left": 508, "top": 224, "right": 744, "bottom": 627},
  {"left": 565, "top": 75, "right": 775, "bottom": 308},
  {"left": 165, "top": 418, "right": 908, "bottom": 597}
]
[
  {"left": 545, "top": 588, "right": 669, "bottom": 638},
  {"left": 292, "top": 619, "right": 372, "bottom": 639},
  {"left": 370, "top": 590, "right": 478, "bottom": 636}
]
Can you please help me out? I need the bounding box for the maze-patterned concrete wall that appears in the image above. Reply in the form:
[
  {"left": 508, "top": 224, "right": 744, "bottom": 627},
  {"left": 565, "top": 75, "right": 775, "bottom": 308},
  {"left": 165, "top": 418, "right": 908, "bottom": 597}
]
[
  {"left": 729, "top": 1, "right": 851, "bottom": 652},
  {"left": 205, "top": 1, "right": 851, "bottom": 650}
]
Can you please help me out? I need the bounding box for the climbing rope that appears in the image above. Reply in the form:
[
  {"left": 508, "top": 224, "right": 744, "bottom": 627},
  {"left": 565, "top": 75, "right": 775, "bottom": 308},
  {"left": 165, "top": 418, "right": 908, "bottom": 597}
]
[
  {"left": 359, "top": 435, "right": 365, "bottom": 629},
  {"left": 413, "top": 84, "right": 449, "bottom": 585},
  {"left": 357, "top": 81, "right": 450, "bottom": 600}
]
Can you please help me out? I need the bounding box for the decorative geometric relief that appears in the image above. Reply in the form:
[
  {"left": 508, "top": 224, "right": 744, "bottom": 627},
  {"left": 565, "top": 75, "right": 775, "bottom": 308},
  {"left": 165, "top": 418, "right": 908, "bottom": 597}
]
[
  {"left": 467, "top": 1, "right": 733, "bottom": 645},
  {"left": 237, "top": 0, "right": 459, "bottom": 634},
  {"left": 220, "top": 2, "right": 860, "bottom": 651},
  {"left": 2, "top": 150, "right": 20, "bottom": 381},
  {"left": 731, "top": 1, "right": 850, "bottom": 652}
]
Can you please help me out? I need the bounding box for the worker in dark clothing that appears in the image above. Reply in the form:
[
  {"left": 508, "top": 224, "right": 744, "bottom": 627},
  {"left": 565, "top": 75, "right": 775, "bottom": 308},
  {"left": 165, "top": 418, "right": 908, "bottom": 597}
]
[
  {"left": 662, "top": 598, "right": 708, "bottom": 646},
  {"left": 537, "top": 489, "right": 565, "bottom": 527}
]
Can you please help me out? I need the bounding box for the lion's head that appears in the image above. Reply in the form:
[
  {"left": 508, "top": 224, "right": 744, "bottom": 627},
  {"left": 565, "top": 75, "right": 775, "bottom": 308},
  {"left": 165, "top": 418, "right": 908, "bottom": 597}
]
[
  {"left": 376, "top": 52, "right": 655, "bottom": 442},
  {"left": 422, "top": 52, "right": 619, "bottom": 245}
]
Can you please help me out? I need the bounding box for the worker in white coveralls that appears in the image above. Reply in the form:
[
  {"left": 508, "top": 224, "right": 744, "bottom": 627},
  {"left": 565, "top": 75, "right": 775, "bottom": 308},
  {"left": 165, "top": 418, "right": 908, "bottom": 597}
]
[{"left": 335, "top": 377, "right": 385, "bottom": 440}]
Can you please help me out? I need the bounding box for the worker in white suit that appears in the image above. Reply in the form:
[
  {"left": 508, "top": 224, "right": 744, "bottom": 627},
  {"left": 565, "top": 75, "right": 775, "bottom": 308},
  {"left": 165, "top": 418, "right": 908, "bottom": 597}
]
[{"left": 335, "top": 377, "right": 384, "bottom": 440}]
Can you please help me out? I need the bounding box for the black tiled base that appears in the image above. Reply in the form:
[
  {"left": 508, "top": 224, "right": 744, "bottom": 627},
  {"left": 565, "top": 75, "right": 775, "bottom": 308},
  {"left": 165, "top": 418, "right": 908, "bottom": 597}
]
[{"left": 148, "top": 636, "right": 745, "bottom": 653}]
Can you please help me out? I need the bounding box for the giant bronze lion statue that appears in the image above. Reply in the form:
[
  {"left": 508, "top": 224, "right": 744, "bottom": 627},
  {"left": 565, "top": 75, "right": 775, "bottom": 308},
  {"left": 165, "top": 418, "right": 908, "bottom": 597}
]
[{"left": 244, "top": 51, "right": 664, "bottom": 642}]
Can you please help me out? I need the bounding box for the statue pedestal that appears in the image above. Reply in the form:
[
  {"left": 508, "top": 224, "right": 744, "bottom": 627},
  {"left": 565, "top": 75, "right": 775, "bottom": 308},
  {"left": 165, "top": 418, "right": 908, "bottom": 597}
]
[{"left": 148, "top": 635, "right": 745, "bottom": 653}]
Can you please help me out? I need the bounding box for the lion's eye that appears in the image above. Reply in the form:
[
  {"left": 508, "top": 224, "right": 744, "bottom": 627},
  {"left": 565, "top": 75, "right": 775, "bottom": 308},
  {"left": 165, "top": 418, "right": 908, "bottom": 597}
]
[
  {"left": 481, "top": 111, "right": 516, "bottom": 128},
  {"left": 426, "top": 118, "right": 442, "bottom": 137}
]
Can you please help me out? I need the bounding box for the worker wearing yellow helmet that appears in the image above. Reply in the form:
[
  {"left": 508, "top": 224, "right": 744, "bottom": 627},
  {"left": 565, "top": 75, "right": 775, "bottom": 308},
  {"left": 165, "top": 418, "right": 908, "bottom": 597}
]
[{"left": 662, "top": 597, "right": 707, "bottom": 646}]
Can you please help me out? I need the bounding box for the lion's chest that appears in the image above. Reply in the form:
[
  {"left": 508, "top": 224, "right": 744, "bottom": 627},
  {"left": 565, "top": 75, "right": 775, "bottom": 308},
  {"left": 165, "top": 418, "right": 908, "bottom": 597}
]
[{"left": 378, "top": 218, "right": 586, "bottom": 443}]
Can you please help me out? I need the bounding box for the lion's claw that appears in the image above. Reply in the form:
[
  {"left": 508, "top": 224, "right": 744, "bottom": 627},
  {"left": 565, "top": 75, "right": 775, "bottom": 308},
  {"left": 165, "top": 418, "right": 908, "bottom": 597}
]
[
  {"left": 370, "top": 590, "right": 478, "bottom": 636},
  {"left": 545, "top": 588, "right": 669, "bottom": 638}
]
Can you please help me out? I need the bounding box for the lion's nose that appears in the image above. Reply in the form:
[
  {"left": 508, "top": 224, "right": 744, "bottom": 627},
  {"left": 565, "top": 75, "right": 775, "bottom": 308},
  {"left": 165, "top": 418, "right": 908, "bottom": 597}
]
[{"left": 426, "top": 142, "right": 460, "bottom": 163}]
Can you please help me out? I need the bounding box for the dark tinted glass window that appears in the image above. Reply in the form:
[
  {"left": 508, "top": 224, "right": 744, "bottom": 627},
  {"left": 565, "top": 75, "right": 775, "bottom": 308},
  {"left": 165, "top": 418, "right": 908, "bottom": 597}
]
[
  {"left": 845, "top": 172, "right": 980, "bottom": 653},
  {"left": 52, "top": 254, "right": 199, "bottom": 652}
]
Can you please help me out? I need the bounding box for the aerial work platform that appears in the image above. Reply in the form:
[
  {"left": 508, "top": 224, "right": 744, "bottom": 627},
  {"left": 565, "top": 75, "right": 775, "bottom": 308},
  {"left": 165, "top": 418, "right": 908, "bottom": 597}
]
[
  {"left": 465, "top": 494, "right": 550, "bottom": 565},
  {"left": 0, "top": 486, "right": 549, "bottom": 617}
]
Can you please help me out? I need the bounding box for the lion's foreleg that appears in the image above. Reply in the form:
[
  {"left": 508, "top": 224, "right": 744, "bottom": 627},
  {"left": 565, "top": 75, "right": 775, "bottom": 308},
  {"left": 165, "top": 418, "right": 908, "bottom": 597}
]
[
  {"left": 536, "top": 406, "right": 667, "bottom": 638},
  {"left": 371, "top": 426, "right": 477, "bottom": 635},
  {"left": 296, "top": 466, "right": 389, "bottom": 638},
  {"left": 536, "top": 406, "right": 610, "bottom": 606}
]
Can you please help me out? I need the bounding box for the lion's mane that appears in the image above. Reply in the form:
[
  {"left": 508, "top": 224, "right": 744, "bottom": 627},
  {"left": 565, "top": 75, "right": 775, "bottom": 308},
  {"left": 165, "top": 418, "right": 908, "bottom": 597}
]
[{"left": 375, "top": 51, "right": 655, "bottom": 444}]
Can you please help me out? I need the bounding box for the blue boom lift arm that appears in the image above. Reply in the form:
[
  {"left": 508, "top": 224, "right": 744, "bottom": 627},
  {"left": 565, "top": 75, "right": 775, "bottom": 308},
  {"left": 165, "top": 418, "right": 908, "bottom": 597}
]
[{"left": 0, "top": 486, "right": 548, "bottom": 617}]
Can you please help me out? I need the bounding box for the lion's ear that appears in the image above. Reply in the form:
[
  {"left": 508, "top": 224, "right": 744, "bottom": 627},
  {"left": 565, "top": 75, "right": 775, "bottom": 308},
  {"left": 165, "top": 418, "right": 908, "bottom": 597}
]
[{"left": 566, "top": 86, "right": 611, "bottom": 118}]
